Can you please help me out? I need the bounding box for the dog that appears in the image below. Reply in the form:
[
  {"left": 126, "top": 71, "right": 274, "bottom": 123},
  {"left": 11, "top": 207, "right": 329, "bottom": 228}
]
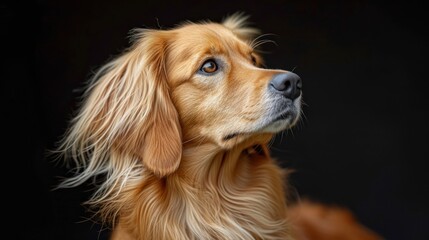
[{"left": 56, "top": 14, "right": 382, "bottom": 240}]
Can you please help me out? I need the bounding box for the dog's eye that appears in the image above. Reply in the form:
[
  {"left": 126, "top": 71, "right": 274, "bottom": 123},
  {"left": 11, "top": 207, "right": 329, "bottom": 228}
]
[{"left": 200, "top": 59, "right": 218, "bottom": 74}]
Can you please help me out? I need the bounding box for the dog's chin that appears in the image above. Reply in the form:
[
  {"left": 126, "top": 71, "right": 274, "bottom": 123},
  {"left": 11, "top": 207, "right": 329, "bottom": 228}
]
[{"left": 260, "top": 108, "right": 300, "bottom": 133}]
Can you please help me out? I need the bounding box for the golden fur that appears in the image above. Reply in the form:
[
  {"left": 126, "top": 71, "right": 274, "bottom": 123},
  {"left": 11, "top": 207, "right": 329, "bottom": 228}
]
[{"left": 57, "top": 14, "right": 303, "bottom": 240}]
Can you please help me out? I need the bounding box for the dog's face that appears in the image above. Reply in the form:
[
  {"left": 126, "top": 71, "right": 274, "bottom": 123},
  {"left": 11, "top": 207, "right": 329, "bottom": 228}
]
[
  {"left": 164, "top": 22, "right": 302, "bottom": 148},
  {"left": 58, "top": 16, "right": 303, "bottom": 177}
]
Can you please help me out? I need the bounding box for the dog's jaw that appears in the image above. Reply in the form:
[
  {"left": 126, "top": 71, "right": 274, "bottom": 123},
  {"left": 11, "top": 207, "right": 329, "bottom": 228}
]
[{"left": 218, "top": 95, "right": 302, "bottom": 149}]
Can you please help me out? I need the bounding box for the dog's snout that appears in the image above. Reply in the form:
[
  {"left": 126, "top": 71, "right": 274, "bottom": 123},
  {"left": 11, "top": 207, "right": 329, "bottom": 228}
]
[{"left": 269, "top": 72, "right": 302, "bottom": 100}]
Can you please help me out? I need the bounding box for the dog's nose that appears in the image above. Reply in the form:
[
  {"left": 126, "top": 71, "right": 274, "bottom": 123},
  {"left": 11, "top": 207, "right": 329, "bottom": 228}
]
[{"left": 269, "top": 72, "right": 302, "bottom": 100}]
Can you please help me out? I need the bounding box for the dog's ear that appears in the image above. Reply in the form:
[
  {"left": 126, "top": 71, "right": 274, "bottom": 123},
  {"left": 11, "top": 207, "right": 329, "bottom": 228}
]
[
  {"left": 222, "top": 12, "right": 260, "bottom": 41},
  {"left": 135, "top": 31, "right": 182, "bottom": 177},
  {"left": 62, "top": 30, "right": 182, "bottom": 178}
]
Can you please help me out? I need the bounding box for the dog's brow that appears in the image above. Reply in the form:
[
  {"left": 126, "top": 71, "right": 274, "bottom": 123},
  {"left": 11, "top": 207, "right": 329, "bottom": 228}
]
[{"left": 209, "top": 46, "right": 222, "bottom": 54}]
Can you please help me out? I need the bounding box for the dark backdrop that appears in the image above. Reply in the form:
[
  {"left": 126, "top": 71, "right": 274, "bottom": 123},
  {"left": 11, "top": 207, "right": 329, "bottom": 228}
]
[{"left": 3, "top": 1, "right": 428, "bottom": 239}]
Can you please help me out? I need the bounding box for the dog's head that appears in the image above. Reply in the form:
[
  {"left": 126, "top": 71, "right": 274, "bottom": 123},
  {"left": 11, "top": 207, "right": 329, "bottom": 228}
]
[
  {"left": 166, "top": 15, "right": 302, "bottom": 150},
  {"left": 59, "top": 14, "right": 302, "bottom": 179}
]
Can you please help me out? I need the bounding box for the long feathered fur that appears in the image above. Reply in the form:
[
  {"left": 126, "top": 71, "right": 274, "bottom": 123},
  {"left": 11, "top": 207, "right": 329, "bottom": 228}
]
[{"left": 57, "top": 28, "right": 182, "bottom": 219}]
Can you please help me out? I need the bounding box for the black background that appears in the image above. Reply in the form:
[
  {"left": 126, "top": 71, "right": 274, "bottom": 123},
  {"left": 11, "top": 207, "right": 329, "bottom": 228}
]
[{"left": 3, "top": 0, "right": 429, "bottom": 239}]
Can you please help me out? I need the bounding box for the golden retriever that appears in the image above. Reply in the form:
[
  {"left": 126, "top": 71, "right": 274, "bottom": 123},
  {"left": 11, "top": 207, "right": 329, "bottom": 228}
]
[{"left": 56, "top": 14, "right": 382, "bottom": 240}]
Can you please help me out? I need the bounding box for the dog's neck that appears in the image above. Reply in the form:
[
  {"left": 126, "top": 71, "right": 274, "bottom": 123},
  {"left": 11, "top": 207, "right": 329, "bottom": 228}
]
[
  {"left": 112, "top": 132, "right": 291, "bottom": 239},
  {"left": 175, "top": 133, "right": 273, "bottom": 185}
]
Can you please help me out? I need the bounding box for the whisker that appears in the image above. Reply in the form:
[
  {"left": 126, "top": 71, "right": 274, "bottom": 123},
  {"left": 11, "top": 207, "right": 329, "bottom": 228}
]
[
  {"left": 250, "top": 33, "right": 275, "bottom": 46},
  {"left": 279, "top": 129, "right": 285, "bottom": 143},
  {"left": 291, "top": 66, "right": 298, "bottom": 72},
  {"left": 267, "top": 136, "right": 276, "bottom": 149},
  {"left": 250, "top": 33, "right": 278, "bottom": 50},
  {"left": 252, "top": 39, "right": 278, "bottom": 49}
]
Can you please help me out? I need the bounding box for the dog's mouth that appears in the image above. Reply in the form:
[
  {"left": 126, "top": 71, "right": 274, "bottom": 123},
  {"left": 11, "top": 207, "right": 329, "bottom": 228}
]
[
  {"left": 223, "top": 133, "right": 241, "bottom": 141},
  {"left": 272, "top": 109, "right": 296, "bottom": 122}
]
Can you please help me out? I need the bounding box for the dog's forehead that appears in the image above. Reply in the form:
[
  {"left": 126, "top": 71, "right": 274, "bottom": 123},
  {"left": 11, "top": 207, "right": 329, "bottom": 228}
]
[{"left": 172, "top": 23, "right": 252, "bottom": 54}]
